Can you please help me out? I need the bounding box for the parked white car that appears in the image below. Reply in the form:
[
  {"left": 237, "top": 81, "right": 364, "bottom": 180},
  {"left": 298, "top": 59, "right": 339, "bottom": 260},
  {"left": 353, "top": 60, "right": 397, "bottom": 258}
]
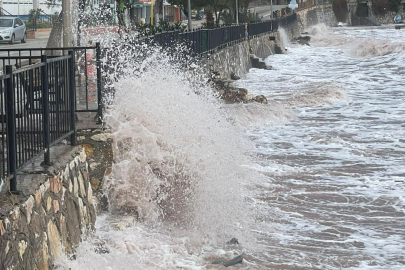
[{"left": 0, "top": 17, "right": 26, "bottom": 44}]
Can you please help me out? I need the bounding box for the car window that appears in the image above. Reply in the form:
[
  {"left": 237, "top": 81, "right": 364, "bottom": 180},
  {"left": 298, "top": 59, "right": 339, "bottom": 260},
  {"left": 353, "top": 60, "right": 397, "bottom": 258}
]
[
  {"left": 17, "top": 19, "right": 23, "bottom": 25},
  {"left": 0, "top": 18, "right": 13, "bottom": 27}
]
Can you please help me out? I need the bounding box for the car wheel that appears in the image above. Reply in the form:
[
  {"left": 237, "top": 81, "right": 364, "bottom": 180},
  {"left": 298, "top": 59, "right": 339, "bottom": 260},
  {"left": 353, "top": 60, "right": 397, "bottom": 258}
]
[
  {"left": 21, "top": 33, "right": 27, "bottom": 43},
  {"left": 9, "top": 34, "right": 15, "bottom": 44}
]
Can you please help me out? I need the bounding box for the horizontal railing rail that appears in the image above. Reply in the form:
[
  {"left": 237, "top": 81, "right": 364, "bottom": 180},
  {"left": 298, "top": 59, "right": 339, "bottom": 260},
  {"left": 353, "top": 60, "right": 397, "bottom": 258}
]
[
  {"left": 150, "top": 13, "right": 297, "bottom": 55},
  {"left": 0, "top": 53, "right": 76, "bottom": 194}
]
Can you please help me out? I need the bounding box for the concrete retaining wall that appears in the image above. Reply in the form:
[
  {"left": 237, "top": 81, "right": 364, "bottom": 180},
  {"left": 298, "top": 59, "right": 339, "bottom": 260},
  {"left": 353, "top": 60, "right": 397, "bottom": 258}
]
[
  {"left": 206, "top": 5, "right": 340, "bottom": 80},
  {"left": 205, "top": 32, "right": 282, "bottom": 79}
]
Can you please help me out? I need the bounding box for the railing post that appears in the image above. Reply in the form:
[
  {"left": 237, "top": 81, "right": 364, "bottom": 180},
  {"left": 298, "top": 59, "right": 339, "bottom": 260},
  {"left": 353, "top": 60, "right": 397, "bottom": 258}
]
[
  {"left": 201, "top": 29, "right": 208, "bottom": 55},
  {"left": 68, "top": 51, "right": 77, "bottom": 146},
  {"left": 41, "top": 55, "right": 51, "bottom": 165},
  {"left": 5, "top": 65, "right": 18, "bottom": 194},
  {"left": 96, "top": 42, "right": 103, "bottom": 124}
]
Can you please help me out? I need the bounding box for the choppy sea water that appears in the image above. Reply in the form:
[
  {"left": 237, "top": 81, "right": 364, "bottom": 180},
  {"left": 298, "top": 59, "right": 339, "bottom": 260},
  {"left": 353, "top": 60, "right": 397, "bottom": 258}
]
[{"left": 57, "top": 25, "right": 405, "bottom": 269}]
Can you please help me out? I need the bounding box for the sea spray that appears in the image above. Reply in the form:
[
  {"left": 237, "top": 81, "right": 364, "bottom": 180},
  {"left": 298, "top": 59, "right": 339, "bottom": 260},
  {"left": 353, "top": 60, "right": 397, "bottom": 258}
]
[
  {"left": 278, "top": 28, "right": 291, "bottom": 49},
  {"left": 100, "top": 38, "right": 263, "bottom": 242}
]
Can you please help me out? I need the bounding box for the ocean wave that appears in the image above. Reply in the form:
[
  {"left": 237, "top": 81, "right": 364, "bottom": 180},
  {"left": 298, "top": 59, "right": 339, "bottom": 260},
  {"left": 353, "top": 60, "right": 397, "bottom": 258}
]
[
  {"left": 308, "top": 24, "right": 405, "bottom": 57},
  {"left": 283, "top": 82, "right": 350, "bottom": 107}
]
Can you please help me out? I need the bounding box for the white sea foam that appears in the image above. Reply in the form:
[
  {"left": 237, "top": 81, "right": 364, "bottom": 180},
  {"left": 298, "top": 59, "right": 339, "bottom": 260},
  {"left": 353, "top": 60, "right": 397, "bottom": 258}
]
[
  {"left": 57, "top": 25, "right": 405, "bottom": 270},
  {"left": 57, "top": 39, "right": 268, "bottom": 269},
  {"left": 238, "top": 25, "right": 405, "bottom": 269},
  {"left": 307, "top": 24, "right": 405, "bottom": 57}
]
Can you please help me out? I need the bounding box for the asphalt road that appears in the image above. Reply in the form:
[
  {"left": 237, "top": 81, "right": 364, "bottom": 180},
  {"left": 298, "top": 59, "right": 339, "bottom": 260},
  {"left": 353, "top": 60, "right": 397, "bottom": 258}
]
[
  {"left": 0, "top": 38, "right": 48, "bottom": 68},
  {"left": 252, "top": 4, "right": 289, "bottom": 19}
]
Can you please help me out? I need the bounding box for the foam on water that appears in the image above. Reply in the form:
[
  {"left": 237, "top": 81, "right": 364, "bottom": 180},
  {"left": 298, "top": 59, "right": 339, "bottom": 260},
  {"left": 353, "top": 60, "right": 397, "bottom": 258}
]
[
  {"left": 234, "top": 25, "right": 405, "bottom": 269},
  {"left": 56, "top": 39, "right": 272, "bottom": 269},
  {"left": 57, "top": 25, "right": 405, "bottom": 269},
  {"left": 308, "top": 24, "right": 405, "bottom": 57}
]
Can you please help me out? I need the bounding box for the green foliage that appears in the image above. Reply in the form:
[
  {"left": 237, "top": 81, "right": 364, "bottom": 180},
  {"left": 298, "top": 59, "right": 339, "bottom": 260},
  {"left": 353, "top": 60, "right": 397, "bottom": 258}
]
[
  {"left": 387, "top": 0, "right": 402, "bottom": 12},
  {"left": 26, "top": 9, "right": 53, "bottom": 29},
  {"left": 239, "top": 10, "right": 261, "bottom": 23},
  {"left": 371, "top": 0, "right": 401, "bottom": 14},
  {"left": 135, "top": 20, "right": 186, "bottom": 37},
  {"left": 28, "top": 9, "right": 41, "bottom": 23},
  {"left": 220, "top": 11, "right": 234, "bottom": 25},
  {"left": 371, "top": 0, "right": 389, "bottom": 15},
  {"left": 332, "top": 0, "right": 348, "bottom": 22},
  {"left": 205, "top": 10, "right": 215, "bottom": 28}
]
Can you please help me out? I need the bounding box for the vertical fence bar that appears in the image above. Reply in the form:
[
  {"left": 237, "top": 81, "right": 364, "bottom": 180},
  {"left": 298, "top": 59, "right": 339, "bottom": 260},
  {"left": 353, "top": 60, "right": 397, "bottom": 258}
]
[
  {"left": 69, "top": 51, "right": 77, "bottom": 146},
  {"left": 5, "top": 65, "right": 18, "bottom": 194},
  {"left": 41, "top": 55, "right": 51, "bottom": 165},
  {"left": 96, "top": 42, "right": 103, "bottom": 123}
]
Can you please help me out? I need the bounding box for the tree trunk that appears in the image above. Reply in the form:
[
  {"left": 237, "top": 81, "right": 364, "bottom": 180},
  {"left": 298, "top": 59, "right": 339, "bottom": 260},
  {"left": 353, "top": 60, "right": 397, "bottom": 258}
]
[
  {"left": 46, "top": 12, "right": 63, "bottom": 52},
  {"left": 154, "top": 0, "right": 163, "bottom": 24}
]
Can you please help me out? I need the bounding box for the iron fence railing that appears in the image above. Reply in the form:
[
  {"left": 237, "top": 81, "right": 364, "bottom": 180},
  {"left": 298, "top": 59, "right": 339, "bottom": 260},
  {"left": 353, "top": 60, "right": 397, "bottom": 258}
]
[
  {"left": 151, "top": 13, "right": 297, "bottom": 55},
  {"left": 278, "top": 13, "right": 298, "bottom": 28},
  {"left": 0, "top": 44, "right": 102, "bottom": 118},
  {"left": 248, "top": 20, "right": 276, "bottom": 38},
  {"left": 0, "top": 53, "right": 76, "bottom": 194}
]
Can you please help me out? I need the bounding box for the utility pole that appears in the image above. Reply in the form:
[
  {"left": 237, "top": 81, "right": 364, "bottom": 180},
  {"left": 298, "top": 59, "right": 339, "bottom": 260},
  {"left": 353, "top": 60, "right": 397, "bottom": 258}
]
[
  {"left": 151, "top": 0, "right": 154, "bottom": 25},
  {"left": 62, "top": 0, "right": 72, "bottom": 47},
  {"left": 187, "top": 0, "right": 192, "bottom": 31},
  {"left": 236, "top": 0, "right": 239, "bottom": 24},
  {"left": 271, "top": 0, "right": 273, "bottom": 20}
]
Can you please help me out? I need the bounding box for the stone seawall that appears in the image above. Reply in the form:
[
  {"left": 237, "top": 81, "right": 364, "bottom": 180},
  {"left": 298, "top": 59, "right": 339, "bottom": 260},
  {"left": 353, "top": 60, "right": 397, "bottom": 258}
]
[
  {"left": 205, "top": 32, "right": 286, "bottom": 79},
  {"left": 0, "top": 146, "right": 96, "bottom": 270},
  {"left": 206, "top": 5, "right": 339, "bottom": 80}
]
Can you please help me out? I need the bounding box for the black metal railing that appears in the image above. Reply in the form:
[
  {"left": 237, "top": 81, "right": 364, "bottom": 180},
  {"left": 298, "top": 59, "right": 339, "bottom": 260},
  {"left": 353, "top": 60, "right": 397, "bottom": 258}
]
[
  {"left": 0, "top": 53, "right": 76, "bottom": 193},
  {"left": 150, "top": 13, "right": 297, "bottom": 55},
  {"left": 278, "top": 13, "right": 298, "bottom": 28},
  {"left": 248, "top": 20, "right": 276, "bottom": 38},
  {"left": 0, "top": 44, "right": 102, "bottom": 117}
]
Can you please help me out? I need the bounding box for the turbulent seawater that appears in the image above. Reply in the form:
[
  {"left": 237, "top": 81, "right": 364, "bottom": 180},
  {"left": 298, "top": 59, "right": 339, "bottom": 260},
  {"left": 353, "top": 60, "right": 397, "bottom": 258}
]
[{"left": 57, "top": 25, "right": 405, "bottom": 269}]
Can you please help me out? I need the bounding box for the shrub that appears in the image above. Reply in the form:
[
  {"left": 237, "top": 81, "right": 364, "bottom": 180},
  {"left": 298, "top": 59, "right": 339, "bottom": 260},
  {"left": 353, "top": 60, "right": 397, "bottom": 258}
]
[
  {"left": 371, "top": 0, "right": 390, "bottom": 15},
  {"left": 205, "top": 10, "right": 215, "bottom": 29},
  {"left": 387, "top": 0, "right": 402, "bottom": 12}
]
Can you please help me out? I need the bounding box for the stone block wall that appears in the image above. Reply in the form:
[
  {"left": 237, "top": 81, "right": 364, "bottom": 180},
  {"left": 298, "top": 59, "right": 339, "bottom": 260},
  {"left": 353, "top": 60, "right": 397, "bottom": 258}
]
[
  {"left": 206, "top": 41, "right": 251, "bottom": 79},
  {"left": 296, "top": 5, "right": 338, "bottom": 29},
  {"left": 205, "top": 33, "right": 279, "bottom": 79},
  {"left": 0, "top": 148, "right": 96, "bottom": 270}
]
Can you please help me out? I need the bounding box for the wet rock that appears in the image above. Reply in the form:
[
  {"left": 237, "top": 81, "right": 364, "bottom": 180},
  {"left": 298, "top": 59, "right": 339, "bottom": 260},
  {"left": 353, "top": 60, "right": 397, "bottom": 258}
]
[
  {"left": 222, "top": 91, "right": 241, "bottom": 103},
  {"left": 212, "top": 255, "right": 244, "bottom": 267},
  {"left": 352, "top": 241, "right": 365, "bottom": 248},
  {"left": 230, "top": 73, "right": 241, "bottom": 80},
  {"left": 255, "top": 95, "right": 268, "bottom": 104},
  {"left": 243, "top": 93, "right": 256, "bottom": 102},
  {"left": 90, "top": 133, "right": 111, "bottom": 142},
  {"left": 0, "top": 220, "right": 5, "bottom": 236},
  {"left": 90, "top": 178, "right": 100, "bottom": 191},
  {"left": 81, "top": 144, "right": 94, "bottom": 159},
  {"left": 250, "top": 55, "right": 268, "bottom": 69},
  {"left": 226, "top": 238, "right": 239, "bottom": 245},
  {"left": 295, "top": 35, "right": 311, "bottom": 46},
  {"left": 236, "top": 88, "right": 248, "bottom": 96}
]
